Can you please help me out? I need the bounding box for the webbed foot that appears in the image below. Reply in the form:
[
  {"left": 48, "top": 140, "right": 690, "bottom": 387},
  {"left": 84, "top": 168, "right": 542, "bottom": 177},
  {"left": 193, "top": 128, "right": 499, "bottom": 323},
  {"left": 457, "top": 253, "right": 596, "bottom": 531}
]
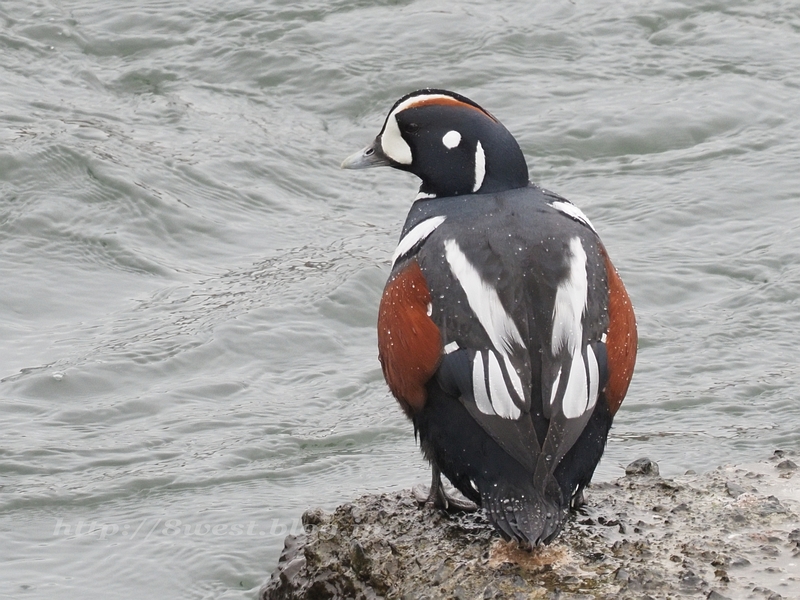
[{"left": 413, "top": 465, "right": 477, "bottom": 512}]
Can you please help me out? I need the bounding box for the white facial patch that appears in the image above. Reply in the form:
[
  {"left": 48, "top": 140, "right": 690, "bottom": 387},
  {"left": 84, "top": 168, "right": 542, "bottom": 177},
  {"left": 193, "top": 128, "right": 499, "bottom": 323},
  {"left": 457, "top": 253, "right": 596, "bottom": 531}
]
[
  {"left": 473, "top": 140, "right": 486, "bottom": 192},
  {"left": 381, "top": 115, "right": 412, "bottom": 165},
  {"left": 379, "top": 92, "right": 458, "bottom": 166},
  {"left": 442, "top": 130, "right": 461, "bottom": 149},
  {"left": 391, "top": 215, "right": 446, "bottom": 267},
  {"left": 551, "top": 201, "right": 596, "bottom": 233}
]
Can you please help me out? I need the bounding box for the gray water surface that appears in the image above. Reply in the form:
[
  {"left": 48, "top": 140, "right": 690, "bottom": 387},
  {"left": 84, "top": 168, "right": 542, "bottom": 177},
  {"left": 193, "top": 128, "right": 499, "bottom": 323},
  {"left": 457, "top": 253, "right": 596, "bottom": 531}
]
[{"left": 1, "top": 1, "right": 799, "bottom": 598}]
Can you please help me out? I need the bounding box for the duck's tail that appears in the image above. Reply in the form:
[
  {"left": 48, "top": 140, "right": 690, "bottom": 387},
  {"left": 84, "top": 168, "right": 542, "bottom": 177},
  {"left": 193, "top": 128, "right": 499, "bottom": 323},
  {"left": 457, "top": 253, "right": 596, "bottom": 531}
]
[{"left": 481, "top": 479, "right": 566, "bottom": 548}]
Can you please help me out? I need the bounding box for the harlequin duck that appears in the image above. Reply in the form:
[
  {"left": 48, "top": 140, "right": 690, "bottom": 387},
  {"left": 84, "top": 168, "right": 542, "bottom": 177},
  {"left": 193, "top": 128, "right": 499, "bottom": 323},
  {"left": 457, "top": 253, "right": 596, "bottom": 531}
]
[{"left": 342, "top": 89, "right": 637, "bottom": 546}]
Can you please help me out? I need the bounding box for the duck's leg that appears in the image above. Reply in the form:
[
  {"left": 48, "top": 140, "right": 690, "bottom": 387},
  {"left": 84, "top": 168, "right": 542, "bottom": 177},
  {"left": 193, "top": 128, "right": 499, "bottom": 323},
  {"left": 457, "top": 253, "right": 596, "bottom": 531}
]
[
  {"left": 413, "top": 463, "right": 477, "bottom": 512},
  {"left": 570, "top": 483, "right": 588, "bottom": 511}
]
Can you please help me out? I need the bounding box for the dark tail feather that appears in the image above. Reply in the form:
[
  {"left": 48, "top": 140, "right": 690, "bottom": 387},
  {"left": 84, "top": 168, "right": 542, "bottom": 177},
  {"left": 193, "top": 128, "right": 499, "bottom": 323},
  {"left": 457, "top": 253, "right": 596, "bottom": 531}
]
[{"left": 482, "top": 482, "right": 565, "bottom": 547}]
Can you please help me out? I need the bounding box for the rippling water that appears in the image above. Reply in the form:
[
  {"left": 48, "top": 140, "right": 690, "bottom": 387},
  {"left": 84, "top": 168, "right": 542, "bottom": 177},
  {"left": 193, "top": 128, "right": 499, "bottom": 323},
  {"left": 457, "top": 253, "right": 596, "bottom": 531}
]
[{"left": 2, "top": 1, "right": 799, "bottom": 598}]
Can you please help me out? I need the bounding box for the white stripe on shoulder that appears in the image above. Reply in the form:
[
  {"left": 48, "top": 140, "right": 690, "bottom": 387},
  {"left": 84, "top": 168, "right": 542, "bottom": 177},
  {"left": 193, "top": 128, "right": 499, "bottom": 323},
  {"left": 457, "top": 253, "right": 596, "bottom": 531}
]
[
  {"left": 391, "top": 215, "right": 446, "bottom": 267},
  {"left": 487, "top": 351, "right": 521, "bottom": 419},
  {"left": 551, "top": 201, "right": 596, "bottom": 233},
  {"left": 551, "top": 237, "right": 588, "bottom": 356},
  {"left": 444, "top": 239, "right": 526, "bottom": 354},
  {"left": 472, "top": 352, "right": 495, "bottom": 416},
  {"left": 415, "top": 191, "right": 436, "bottom": 200}
]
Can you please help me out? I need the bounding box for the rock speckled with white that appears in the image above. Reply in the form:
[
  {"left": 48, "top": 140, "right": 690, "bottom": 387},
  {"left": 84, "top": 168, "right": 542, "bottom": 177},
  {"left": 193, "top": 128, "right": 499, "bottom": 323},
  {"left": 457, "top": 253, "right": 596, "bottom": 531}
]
[{"left": 262, "top": 452, "right": 800, "bottom": 600}]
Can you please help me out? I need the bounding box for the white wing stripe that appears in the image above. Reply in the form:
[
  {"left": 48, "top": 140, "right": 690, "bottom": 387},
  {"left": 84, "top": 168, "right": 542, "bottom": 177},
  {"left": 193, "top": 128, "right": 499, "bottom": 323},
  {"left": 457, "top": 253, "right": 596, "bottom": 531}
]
[
  {"left": 444, "top": 239, "right": 526, "bottom": 355},
  {"left": 488, "top": 351, "right": 521, "bottom": 419},
  {"left": 502, "top": 353, "right": 525, "bottom": 402},
  {"left": 551, "top": 237, "right": 588, "bottom": 356},
  {"left": 561, "top": 352, "right": 589, "bottom": 419},
  {"left": 472, "top": 352, "right": 495, "bottom": 416},
  {"left": 586, "top": 345, "right": 599, "bottom": 413},
  {"left": 550, "top": 367, "right": 562, "bottom": 406},
  {"left": 392, "top": 216, "right": 446, "bottom": 266},
  {"left": 550, "top": 236, "right": 599, "bottom": 420}
]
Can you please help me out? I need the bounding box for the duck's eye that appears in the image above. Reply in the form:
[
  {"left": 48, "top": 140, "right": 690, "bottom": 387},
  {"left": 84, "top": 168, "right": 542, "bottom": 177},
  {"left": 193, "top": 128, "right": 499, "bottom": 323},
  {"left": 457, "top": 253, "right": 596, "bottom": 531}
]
[{"left": 406, "top": 122, "right": 419, "bottom": 133}]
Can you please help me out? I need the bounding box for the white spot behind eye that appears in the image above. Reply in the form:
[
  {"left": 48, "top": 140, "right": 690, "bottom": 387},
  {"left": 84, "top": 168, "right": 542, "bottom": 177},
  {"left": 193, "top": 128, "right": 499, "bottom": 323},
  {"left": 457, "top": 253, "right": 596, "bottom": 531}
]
[{"left": 442, "top": 130, "right": 461, "bottom": 149}]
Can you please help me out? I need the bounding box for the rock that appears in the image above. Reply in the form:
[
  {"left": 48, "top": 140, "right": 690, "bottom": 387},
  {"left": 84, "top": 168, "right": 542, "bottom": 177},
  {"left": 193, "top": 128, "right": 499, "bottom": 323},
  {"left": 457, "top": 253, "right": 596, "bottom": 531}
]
[
  {"left": 725, "top": 481, "right": 748, "bottom": 498},
  {"left": 625, "top": 458, "right": 660, "bottom": 477},
  {"left": 260, "top": 458, "right": 800, "bottom": 599}
]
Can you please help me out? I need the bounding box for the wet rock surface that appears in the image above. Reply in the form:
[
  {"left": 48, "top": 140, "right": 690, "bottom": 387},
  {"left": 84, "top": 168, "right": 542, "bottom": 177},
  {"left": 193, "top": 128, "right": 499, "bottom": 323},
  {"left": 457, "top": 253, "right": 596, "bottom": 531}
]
[{"left": 261, "top": 453, "right": 800, "bottom": 599}]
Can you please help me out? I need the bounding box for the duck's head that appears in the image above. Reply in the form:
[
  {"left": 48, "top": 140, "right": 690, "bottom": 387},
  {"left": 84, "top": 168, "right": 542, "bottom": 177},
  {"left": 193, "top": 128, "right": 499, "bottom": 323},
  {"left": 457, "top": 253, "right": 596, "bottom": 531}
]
[{"left": 342, "top": 89, "right": 529, "bottom": 199}]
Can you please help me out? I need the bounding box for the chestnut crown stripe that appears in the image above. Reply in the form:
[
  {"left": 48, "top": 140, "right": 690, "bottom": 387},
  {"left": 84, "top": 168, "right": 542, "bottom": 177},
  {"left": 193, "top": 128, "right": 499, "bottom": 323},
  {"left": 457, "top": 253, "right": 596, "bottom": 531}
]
[{"left": 385, "top": 92, "right": 498, "bottom": 125}]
